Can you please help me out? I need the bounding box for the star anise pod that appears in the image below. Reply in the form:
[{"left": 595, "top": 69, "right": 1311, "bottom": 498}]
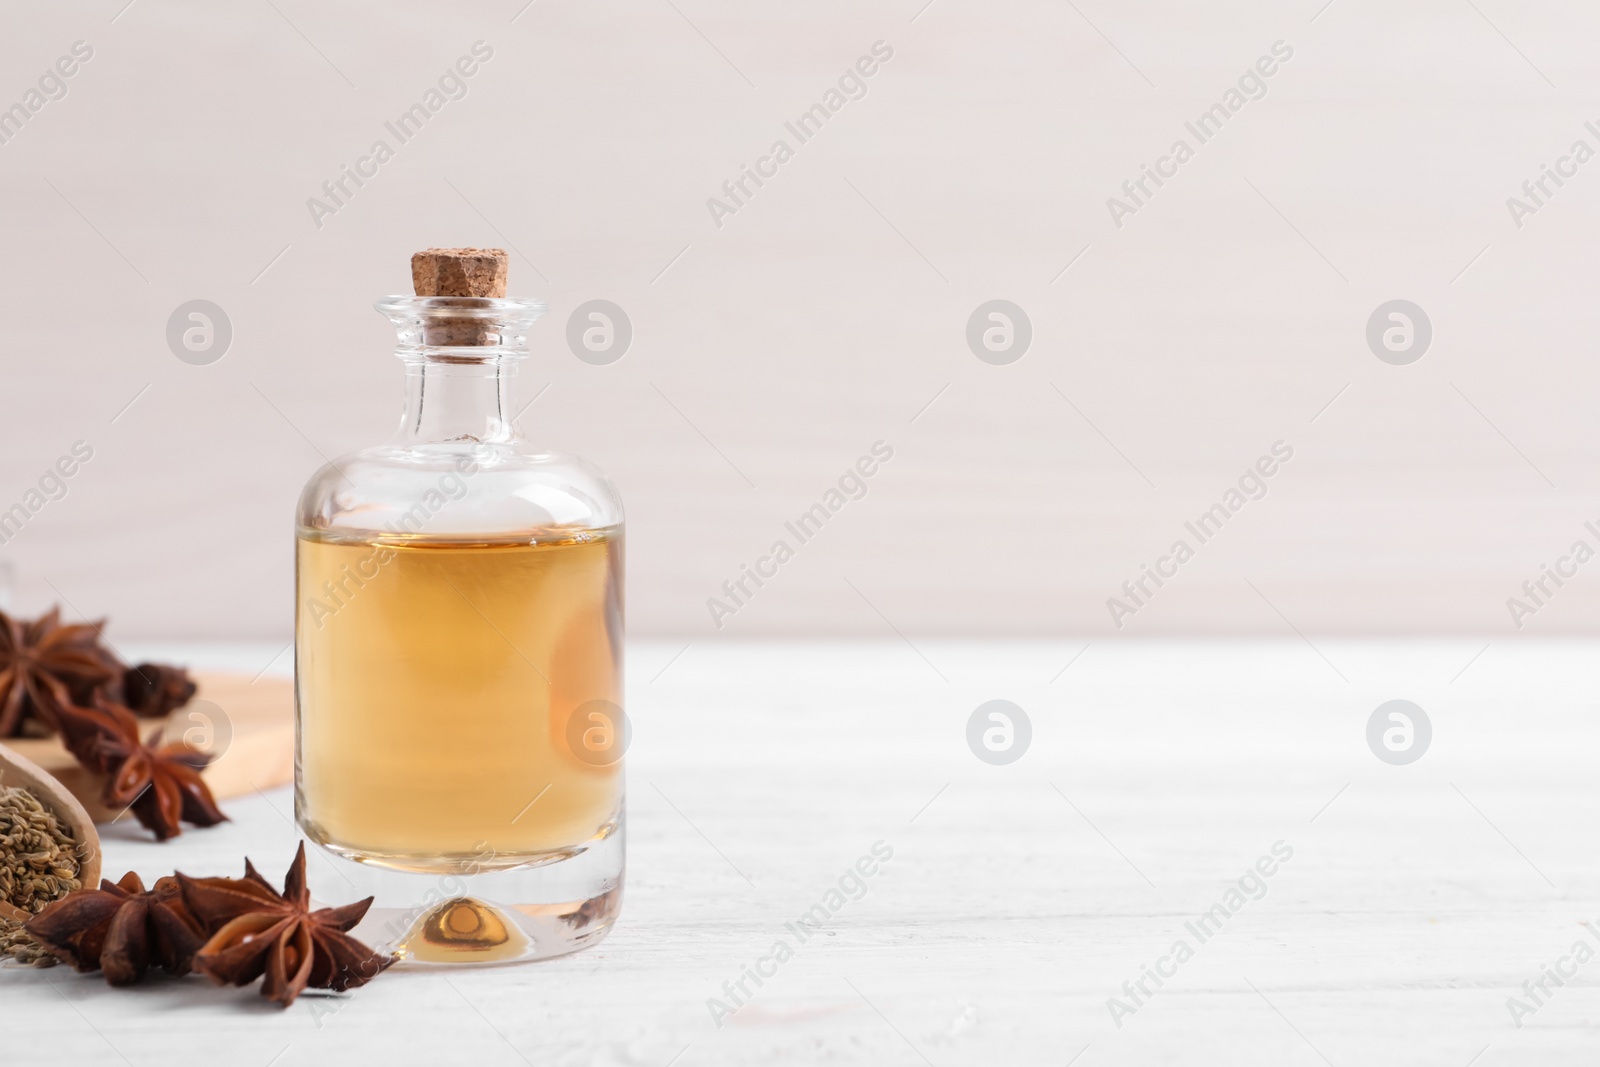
[
  {"left": 120, "top": 662, "right": 198, "bottom": 718},
  {"left": 179, "top": 843, "right": 392, "bottom": 1006},
  {"left": 0, "top": 607, "right": 119, "bottom": 737},
  {"left": 53, "top": 697, "right": 227, "bottom": 840},
  {"left": 24, "top": 872, "right": 208, "bottom": 984}
]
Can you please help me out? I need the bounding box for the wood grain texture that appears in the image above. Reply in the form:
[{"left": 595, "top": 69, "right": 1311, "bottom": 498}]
[
  {"left": 0, "top": 639, "right": 1595, "bottom": 1065},
  {"left": 3, "top": 674, "right": 292, "bottom": 825}
]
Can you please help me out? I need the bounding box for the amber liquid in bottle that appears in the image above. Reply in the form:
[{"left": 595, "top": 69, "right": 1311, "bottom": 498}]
[{"left": 294, "top": 527, "right": 623, "bottom": 872}]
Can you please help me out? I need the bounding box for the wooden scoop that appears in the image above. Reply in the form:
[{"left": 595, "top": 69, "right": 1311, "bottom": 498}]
[{"left": 0, "top": 742, "right": 102, "bottom": 896}]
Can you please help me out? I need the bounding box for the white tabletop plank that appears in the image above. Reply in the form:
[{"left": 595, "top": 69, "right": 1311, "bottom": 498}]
[{"left": 4, "top": 639, "right": 1596, "bottom": 1065}]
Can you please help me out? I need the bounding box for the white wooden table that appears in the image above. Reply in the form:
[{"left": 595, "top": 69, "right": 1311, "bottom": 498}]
[{"left": 4, "top": 638, "right": 1594, "bottom": 1065}]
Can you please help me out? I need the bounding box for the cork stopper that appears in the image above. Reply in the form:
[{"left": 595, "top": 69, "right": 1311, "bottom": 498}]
[
  {"left": 411, "top": 248, "right": 508, "bottom": 347},
  {"left": 411, "top": 248, "right": 509, "bottom": 298}
]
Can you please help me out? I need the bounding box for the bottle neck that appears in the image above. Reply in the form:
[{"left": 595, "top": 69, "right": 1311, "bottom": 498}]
[{"left": 394, "top": 356, "right": 520, "bottom": 444}]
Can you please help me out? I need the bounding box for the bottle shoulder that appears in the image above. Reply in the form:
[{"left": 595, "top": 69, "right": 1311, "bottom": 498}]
[{"left": 297, "top": 440, "right": 623, "bottom": 539}]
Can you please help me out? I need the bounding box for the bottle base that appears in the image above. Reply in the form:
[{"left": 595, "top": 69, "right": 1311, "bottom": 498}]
[{"left": 307, "top": 819, "right": 624, "bottom": 967}]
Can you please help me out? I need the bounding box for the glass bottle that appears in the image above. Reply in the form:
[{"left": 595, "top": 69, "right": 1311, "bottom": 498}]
[{"left": 294, "top": 293, "right": 625, "bottom": 964}]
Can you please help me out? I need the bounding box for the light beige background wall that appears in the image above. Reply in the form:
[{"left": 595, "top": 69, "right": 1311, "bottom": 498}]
[{"left": 0, "top": 0, "right": 1595, "bottom": 639}]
